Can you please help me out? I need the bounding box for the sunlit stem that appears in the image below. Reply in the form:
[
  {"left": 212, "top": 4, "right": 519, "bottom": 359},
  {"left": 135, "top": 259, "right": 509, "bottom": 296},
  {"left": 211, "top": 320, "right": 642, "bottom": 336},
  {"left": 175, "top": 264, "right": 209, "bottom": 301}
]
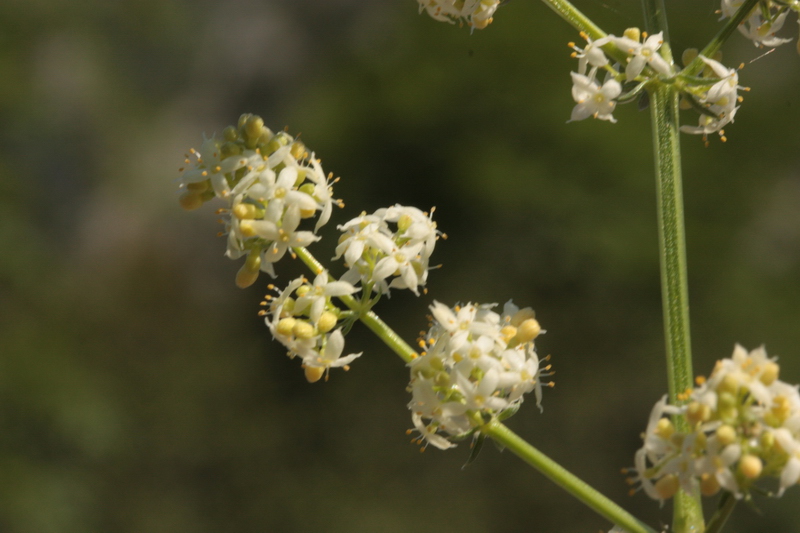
[
  {"left": 641, "top": 0, "right": 704, "bottom": 530},
  {"left": 482, "top": 420, "right": 658, "bottom": 533},
  {"left": 294, "top": 247, "right": 655, "bottom": 529}
]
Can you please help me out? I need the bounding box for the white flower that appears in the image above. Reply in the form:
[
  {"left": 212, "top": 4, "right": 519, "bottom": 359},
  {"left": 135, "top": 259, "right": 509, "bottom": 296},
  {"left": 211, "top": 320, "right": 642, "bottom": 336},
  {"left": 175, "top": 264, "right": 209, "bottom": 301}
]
[
  {"left": 613, "top": 31, "right": 672, "bottom": 80},
  {"left": 739, "top": 10, "right": 793, "bottom": 48},
  {"left": 242, "top": 205, "right": 321, "bottom": 263},
  {"left": 301, "top": 329, "right": 362, "bottom": 373},
  {"left": 180, "top": 137, "right": 258, "bottom": 198},
  {"left": 680, "top": 56, "right": 742, "bottom": 137},
  {"left": 417, "top": 0, "right": 501, "bottom": 30},
  {"left": 570, "top": 34, "right": 611, "bottom": 75},
  {"left": 569, "top": 69, "right": 622, "bottom": 123},
  {"left": 293, "top": 270, "right": 359, "bottom": 323}
]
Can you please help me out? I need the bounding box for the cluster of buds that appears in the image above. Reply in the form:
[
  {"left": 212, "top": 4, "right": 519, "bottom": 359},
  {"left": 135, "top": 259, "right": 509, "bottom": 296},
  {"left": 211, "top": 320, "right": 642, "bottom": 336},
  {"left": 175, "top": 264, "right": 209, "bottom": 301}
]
[
  {"left": 630, "top": 345, "right": 800, "bottom": 502},
  {"left": 720, "top": 0, "right": 799, "bottom": 49},
  {"left": 417, "top": 0, "right": 502, "bottom": 30},
  {"left": 178, "top": 114, "right": 339, "bottom": 288},
  {"left": 568, "top": 29, "right": 674, "bottom": 124},
  {"left": 678, "top": 51, "right": 747, "bottom": 144},
  {"left": 407, "top": 301, "right": 550, "bottom": 450},
  {"left": 335, "top": 205, "right": 442, "bottom": 297},
  {"left": 262, "top": 271, "right": 362, "bottom": 382}
]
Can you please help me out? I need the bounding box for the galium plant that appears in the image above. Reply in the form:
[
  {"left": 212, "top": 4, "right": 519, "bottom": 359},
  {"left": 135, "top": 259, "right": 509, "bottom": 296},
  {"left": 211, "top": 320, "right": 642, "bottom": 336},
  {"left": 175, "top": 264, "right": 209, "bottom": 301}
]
[{"left": 176, "top": 0, "right": 800, "bottom": 531}]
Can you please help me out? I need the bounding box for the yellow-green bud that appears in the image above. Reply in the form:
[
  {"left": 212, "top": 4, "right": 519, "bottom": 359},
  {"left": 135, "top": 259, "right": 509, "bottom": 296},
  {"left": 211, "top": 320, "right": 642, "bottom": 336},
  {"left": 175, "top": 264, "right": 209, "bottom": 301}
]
[
  {"left": 686, "top": 401, "right": 711, "bottom": 426},
  {"left": 700, "top": 474, "right": 720, "bottom": 496},
  {"left": 292, "top": 320, "right": 315, "bottom": 339},
  {"left": 317, "top": 311, "right": 338, "bottom": 333},
  {"left": 290, "top": 141, "right": 306, "bottom": 160},
  {"left": 235, "top": 257, "right": 260, "bottom": 289},
  {"left": 244, "top": 115, "right": 265, "bottom": 141},
  {"left": 760, "top": 361, "right": 779, "bottom": 385},
  {"left": 276, "top": 317, "right": 297, "bottom": 336},
  {"left": 655, "top": 418, "right": 674, "bottom": 440},
  {"left": 221, "top": 141, "right": 242, "bottom": 158},
  {"left": 739, "top": 454, "right": 763, "bottom": 479},
  {"left": 500, "top": 325, "right": 517, "bottom": 344},
  {"left": 238, "top": 220, "right": 256, "bottom": 238},
  {"left": 296, "top": 285, "right": 310, "bottom": 298},
  {"left": 510, "top": 307, "right": 536, "bottom": 327},
  {"left": 238, "top": 113, "right": 252, "bottom": 129},
  {"left": 717, "top": 374, "right": 740, "bottom": 395},
  {"left": 304, "top": 365, "right": 325, "bottom": 383},
  {"left": 761, "top": 431, "right": 776, "bottom": 451},
  {"left": 179, "top": 190, "right": 203, "bottom": 211},
  {"left": 429, "top": 356, "right": 444, "bottom": 371},
  {"left": 299, "top": 183, "right": 315, "bottom": 197},
  {"left": 623, "top": 27, "right": 641, "bottom": 42},
  {"left": 186, "top": 180, "right": 209, "bottom": 192},
  {"left": 514, "top": 318, "right": 541, "bottom": 343},
  {"left": 654, "top": 474, "right": 679, "bottom": 499},
  {"left": 223, "top": 125, "right": 239, "bottom": 142},
  {"left": 716, "top": 424, "right": 737, "bottom": 446},
  {"left": 232, "top": 202, "right": 258, "bottom": 220},
  {"left": 681, "top": 48, "right": 698, "bottom": 67}
]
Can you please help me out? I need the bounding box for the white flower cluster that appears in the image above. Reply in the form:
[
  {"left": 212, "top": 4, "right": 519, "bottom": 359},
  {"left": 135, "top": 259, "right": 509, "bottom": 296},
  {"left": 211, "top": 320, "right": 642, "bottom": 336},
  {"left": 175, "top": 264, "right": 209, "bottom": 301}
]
[
  {"left": 720, "top": 0, "right": 797, "bottom": 48},
  {"left": 335, "top": 205, "right": 441, "bottom": 297},
  {"left": 178, "top": 114, "right": 339, "bottom": 288},
  {"left": 568, "top": 30, "right": 673, "bottom": 125},
  {"left": 679, "top": 55, "right": 745, "bottom": 143},
  {"left": 407, "top": 301, "right": 549, "bottom": 450},
  {"left": 263, "top": 271, "right": 362, "bottom": 382},
  {"left": 630, "top": 345, "right": 800, "bottom": 503},
  {"left": 417, "top": 0, "right": 501, "bottom": 30}
]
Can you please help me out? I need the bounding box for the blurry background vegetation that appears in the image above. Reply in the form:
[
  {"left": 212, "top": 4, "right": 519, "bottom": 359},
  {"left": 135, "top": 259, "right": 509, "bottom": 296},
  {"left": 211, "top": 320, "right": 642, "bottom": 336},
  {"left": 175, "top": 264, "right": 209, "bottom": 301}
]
[{"left": 2, "top": 0, "right": 800, "bottom": 531}]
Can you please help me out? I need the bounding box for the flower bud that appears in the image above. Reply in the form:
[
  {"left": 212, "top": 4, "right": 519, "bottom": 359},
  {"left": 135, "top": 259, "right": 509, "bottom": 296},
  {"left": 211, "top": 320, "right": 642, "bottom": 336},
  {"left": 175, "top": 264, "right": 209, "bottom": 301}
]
[
  {"left": 235, "top": 252, "right": 262, "bottom": 288},
  {"left": 317, "top": 311, "right": 338, "bottom": 333},
  {"left": 292, "top": 320, "right": 315, "bottom": 339},
  {"left": 304, "top": 365, "right": 325, "bottom": 383},
  {"left": 276, "top": 317, "right": 297, "bottom": 336},
  {"left": 244, "top": 115, "right": 265, "bottom": 141},
  {"left": 686, "top": 401, "right": 711, "bottom": 426},
  {"left": 654, "top": 474, "right": 679, "bottom": 499},
  {"left": 655, "top": 418, "right": 674, "bottom": 440},
  {"left": 510, "top": 307, "right": 536, "bottom": 327},
  {"left": 739, "top": 454, "right": 762, "bottom": 479},
  {"left": 716, "top": 424, "right": 736, "bottom": 446},
  {"left": 179, "top": 190, "right": 203, "bottom": 211},
  {"left": 623, "top": 27, "right": 641, "bottom": 42},
  {"left": 760, "top": 361, "right": 779, "bottom": 385},
  {"left": 514, "top": 318, "right": 541, "bottom": 343},
  {"left": 223, "top": 125, "right": 239, "bottom": 142},
  {"left": 700, "top": 473, "right": 720, "bottom": 496}
]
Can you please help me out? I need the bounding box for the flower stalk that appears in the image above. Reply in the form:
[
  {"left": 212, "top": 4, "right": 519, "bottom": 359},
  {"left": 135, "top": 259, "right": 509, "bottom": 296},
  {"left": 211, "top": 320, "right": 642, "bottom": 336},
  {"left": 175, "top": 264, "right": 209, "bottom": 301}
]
[
  {"left": 641, "top": 0, "right": 704, "bottom": 530},
  {"left": 482, "top": 420, "right": 658, "bottom": 533}
]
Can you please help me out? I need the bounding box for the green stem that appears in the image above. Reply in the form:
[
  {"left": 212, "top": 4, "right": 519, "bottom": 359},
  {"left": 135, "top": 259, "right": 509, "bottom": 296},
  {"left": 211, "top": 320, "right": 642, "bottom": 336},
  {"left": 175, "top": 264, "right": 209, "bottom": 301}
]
[
  {"left": 705, "top": 491, "right": 737, "bottom": 533},
  {"left": 295, "top": 246, "right": 654, "bottom": 530},
  {"left": 483, "top": 420, "right": 657, "bottom": 533},
  {"left": 538, "top": 0, "right": 630, "bottom": 64},
  {"left": 642, "top": 0, "right": 703, "bottom": 525},
  {"left": 293, "top": 246, "right": 417, "bottom": 363},
  {"left": 684, "top": 0, "right": 761, "bottom": 76}
]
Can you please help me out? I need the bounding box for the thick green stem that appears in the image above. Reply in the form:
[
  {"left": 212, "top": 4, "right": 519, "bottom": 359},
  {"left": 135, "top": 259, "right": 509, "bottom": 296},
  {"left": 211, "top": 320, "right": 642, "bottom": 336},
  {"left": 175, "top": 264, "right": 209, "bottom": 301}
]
[
  {"left": 640, "top": 1, "right": 704, "bottom": 531},
  {"left": 293, "top": 246, "right": 417, "bottom": 363},
  {"left": 705, "top": 492, "right": 737, "bottom": 533},
  {"left": 483, "top": 421, "right": 657, "bottom": 533}
]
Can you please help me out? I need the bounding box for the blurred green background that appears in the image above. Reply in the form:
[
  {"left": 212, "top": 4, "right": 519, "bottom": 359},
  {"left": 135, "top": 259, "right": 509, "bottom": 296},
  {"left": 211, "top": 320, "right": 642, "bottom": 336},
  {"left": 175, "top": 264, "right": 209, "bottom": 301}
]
[{"left": 2, "top": 0, "right": 800, "bottom": 531}]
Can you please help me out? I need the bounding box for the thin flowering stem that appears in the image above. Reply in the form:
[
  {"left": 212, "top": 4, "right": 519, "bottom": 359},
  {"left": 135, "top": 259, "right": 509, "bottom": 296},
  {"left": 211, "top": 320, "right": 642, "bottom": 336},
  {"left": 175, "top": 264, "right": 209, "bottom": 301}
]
[
  {"left": 293, "top": 246, "right": 418, "bottom": 364},
  {"left": 539, "top": 0, "right": 630, "bottom": 65},
  {"left": 482, "top": 420, "right": 658, "bottom": 533},
  {"left": 683, "top": 0, "right": 761, "bottom": 76},
  {"left": 705, "top": 491, "right": 737, "bottom": 533},
  {"left": 641, "top": 1, "right": 704, "bottom": 530},
  {"left": 297, "top": 245, "right": 655, "bottom": 528}
]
